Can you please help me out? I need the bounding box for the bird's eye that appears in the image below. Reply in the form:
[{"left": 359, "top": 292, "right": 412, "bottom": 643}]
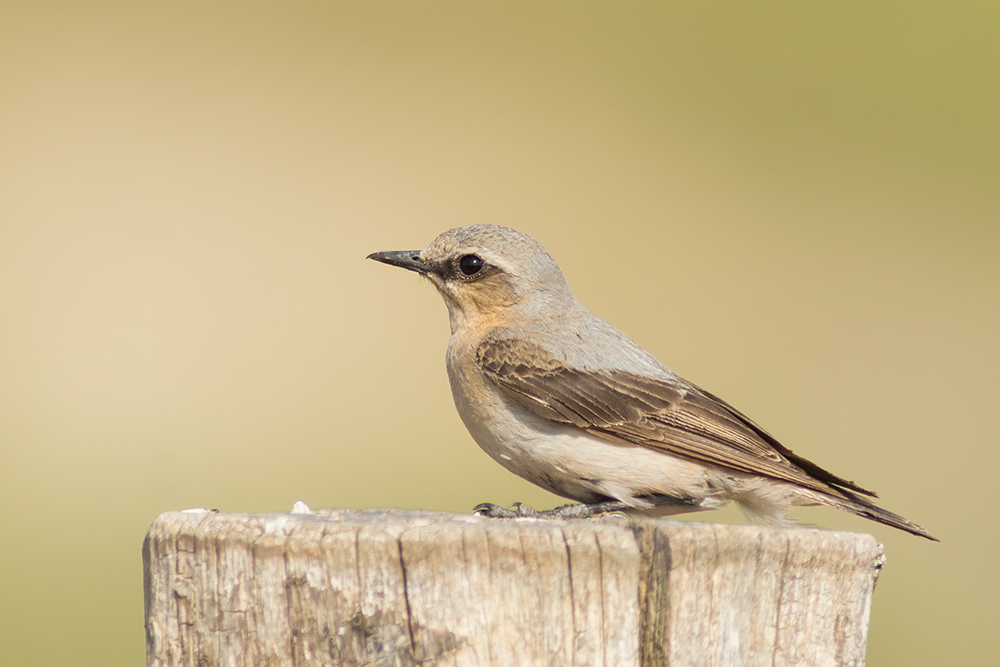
[{"left": 458, "top": 254, "right": 484, "bottom": 276}]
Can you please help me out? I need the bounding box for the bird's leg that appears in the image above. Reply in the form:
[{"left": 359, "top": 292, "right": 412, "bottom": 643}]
[{"left": 473, "top": 494, "right": 701, "bottom": 519}]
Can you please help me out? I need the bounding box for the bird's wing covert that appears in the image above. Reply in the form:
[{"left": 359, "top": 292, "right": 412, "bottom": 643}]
[{"left": 476, "top": 336, "right": 875, "bottom": 499}]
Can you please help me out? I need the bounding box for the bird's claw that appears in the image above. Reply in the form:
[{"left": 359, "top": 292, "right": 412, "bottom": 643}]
[{"left": 473, "top": 502, "right": 539, "bottom": 518}]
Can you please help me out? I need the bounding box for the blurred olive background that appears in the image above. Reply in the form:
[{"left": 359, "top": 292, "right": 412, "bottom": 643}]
[{"left": 1, "top": 2, "right": 997, "bottom": 665}]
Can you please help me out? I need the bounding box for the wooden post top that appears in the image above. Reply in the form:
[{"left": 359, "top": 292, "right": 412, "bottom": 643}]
[{"left": 144, "top": 508, "right": 885, "bottom": 667}]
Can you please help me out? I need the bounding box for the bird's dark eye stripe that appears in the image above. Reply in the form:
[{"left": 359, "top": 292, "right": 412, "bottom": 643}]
[{"left": 459, "top": 254, "right": 485, "bottom": 276}]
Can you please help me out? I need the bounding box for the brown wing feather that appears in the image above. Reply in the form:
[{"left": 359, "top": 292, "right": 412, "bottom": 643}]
[{"left": 477, "top": 337, "right": 876, "bottom": 500}]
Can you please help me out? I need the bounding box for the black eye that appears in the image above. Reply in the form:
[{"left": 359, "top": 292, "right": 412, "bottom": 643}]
[{"left": 458, "top": 254, "right": 484, "bottom": 276}]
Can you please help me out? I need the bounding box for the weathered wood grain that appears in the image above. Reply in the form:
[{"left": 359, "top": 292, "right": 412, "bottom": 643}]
[{"left": 144, "top": 509, "right": 884, "bottom": 667}]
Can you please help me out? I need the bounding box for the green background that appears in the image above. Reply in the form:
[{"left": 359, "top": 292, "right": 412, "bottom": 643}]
[{"left": 1, "top": 2, "right": 996, "bottom": 664}]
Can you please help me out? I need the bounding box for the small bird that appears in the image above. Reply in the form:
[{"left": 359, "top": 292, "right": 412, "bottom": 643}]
[{"left": 368, "top": 225, "right": 935, "bottom": 540}]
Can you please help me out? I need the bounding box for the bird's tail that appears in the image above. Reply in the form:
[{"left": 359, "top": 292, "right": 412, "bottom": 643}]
[{"left": 801, "top": 489, "right": 938, "bottom": 541}]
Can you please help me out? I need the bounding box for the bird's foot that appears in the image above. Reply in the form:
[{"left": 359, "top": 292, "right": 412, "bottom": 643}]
[
  {"left": 473, "top": 499, "right": 639, "bottom": 519},
  {"left": 473, "top": 502, "right": 541, "bottom": 518},
  {"left": 474, "top": 495, "right": 702, "bottom": 520}
]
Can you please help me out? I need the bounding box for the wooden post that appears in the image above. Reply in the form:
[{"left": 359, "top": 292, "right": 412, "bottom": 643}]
[{"left": 143, "top": 508, "right": 885, "bottom": 667}]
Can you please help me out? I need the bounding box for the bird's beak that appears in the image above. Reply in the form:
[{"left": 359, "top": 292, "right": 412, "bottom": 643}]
[{"left": 366, "top": 250, "right": 434, "bottom": 275}]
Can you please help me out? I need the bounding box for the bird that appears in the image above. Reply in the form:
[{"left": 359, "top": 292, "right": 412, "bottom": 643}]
[{"left": 368, "top": 224, "right": 936, "bottom": 540}]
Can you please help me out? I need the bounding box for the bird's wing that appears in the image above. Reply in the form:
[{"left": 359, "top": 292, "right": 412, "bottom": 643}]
[{"left": 476, "top": 336, "right": 875, "bottom": 499}]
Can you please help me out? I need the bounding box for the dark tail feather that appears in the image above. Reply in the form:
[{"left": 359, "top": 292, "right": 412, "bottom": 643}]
[{"left": 813, "top": 490, "right": 938, "bottom": 541}]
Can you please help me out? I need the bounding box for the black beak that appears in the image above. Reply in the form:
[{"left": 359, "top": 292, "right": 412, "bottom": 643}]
[{"left": 367, "top": 250, "right": 433, "bottom": 275}]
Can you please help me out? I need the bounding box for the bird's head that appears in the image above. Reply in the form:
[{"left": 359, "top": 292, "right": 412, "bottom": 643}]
[{"left": 368, "top": 224, "right": 577, "bottom": 332}]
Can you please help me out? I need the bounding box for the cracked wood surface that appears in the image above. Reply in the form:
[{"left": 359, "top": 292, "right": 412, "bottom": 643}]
[{"left": 143, "top": 509, "right": 884, "bottom": 667}]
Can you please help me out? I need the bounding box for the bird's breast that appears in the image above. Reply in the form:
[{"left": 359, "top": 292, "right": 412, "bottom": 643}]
[{"left": 446, "top": 332, "right": 579, "bottom": 495}]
